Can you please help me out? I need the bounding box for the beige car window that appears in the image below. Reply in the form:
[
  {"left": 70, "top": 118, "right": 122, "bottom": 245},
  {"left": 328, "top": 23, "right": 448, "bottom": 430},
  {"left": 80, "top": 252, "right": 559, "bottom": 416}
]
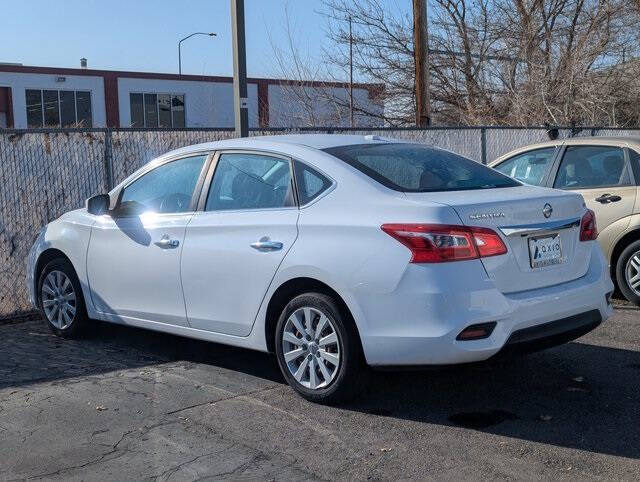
[
  {"left": 494, "top": 147, "right": 556, "bottom": 186},
  {"left": 554, "top": 146, "right": 630, "bottom": 189}
]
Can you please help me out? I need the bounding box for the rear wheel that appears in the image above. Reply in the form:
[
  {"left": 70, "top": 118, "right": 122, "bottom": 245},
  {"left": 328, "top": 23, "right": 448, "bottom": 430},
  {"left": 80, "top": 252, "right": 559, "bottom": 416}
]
[
  {"left": 274, "top": 293, "right": 364, "bottom": 404},
  {"left": 38, "top": 258, "right": 89, "bottom": 337},
  {"left": 616, "top": 240, "right": 640, "bottom": 306}
]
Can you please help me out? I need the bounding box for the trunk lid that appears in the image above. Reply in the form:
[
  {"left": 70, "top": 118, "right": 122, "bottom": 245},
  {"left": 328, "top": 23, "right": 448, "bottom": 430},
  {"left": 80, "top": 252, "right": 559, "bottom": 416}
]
[{"left": 404, "top": 185, "right": 590, "bottom": 293}]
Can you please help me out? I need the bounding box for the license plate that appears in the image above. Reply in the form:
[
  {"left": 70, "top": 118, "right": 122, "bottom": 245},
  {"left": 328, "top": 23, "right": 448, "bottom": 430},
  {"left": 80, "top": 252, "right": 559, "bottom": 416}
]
[{"left": 528, "top": 234, "right": 563, "bottom": 268}]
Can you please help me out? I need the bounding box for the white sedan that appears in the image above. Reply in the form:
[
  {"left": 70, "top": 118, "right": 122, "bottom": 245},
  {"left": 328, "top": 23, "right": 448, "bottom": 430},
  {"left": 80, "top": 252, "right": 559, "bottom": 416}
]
[{"left": 27, "top": 135, "right": 614, "bottom": 403}]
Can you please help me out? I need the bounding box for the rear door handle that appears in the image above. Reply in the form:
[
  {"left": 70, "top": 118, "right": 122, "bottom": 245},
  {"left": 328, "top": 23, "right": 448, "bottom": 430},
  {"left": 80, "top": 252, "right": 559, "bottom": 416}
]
[
  {"left": 155, "top": 235, "right": 180, "bottom": 249},
  {"left": 250, "top": 238, "right": 283, "bottom": 252},
  {"left": 595, "top": 194, "right": 622, "bottom": 204}
]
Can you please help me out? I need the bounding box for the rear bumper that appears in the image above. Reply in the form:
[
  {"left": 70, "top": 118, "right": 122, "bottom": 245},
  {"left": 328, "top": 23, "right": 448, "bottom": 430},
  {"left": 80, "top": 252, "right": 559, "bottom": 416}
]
[
  {"left": 358, "top": 243, "right": 614, "bottom": 366},
  {"left": 493, "top": 309, "right": 602, "bottom": 358}
]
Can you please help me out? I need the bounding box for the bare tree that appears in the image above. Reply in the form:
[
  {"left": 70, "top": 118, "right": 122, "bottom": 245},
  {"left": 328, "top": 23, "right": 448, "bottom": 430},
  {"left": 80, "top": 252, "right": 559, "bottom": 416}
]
[
  {"left": 268, "top": 4, "right": 331, "bottom": 127},
  {"left": 494, "top": 0, "right": 639, "bottom": 126},
  {"left": 320, "top": 0, "right": 416, "bottom": 126},
  {"left": 320, "top": 0, "right": 640, "bottom": 126},
  {"left": 267, "top": 3, "right": 385, "bottom": 127}
]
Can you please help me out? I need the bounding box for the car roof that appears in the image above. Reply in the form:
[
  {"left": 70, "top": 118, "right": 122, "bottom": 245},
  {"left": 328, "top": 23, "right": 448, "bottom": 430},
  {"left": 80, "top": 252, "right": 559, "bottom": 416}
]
[
  {"left": 490, "top": 135, "right": 640, "bottom": 166},
  {"left": 113, "top": 134, "right": 403, "bottom": 192},
  {"left": 563, "top": 135, "right": 640, "bottom": 145},
  {"left": 158, "top": 134, "right": 395, "bottom": 159},
  {"left": 250, "top": 133, "right": 395, "bottom": 149},
  {"left": 528, "top": 135, "right": 640, "bottom": 148}
]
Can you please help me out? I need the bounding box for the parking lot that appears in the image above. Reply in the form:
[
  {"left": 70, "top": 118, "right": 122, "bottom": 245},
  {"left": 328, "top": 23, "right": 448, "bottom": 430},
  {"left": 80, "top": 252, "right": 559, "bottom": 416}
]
[{"left": 1, "top": 302, "right": 638, "bottom": 481}]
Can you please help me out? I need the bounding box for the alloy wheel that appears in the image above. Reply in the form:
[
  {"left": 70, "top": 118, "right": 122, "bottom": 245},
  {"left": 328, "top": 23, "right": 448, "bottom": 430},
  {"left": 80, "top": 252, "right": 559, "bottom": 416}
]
[
  {"left": 625, "top": 252, "right": 640, "bottom": 297},
  {"left": 281, "top": 306, "right": 341, "bottom": 390},
  {"left": 41, "top": 270, "right": 77, "bottom": 329}
]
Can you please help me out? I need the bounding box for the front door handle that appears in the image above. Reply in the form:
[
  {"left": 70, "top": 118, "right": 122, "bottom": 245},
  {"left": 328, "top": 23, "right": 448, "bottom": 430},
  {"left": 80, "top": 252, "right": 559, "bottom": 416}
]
[
  {"left": 595, "top": 193, "right": 622, "bottom": 204},
  {"left": 155, "top": 235, "right": 180, "bottom": 249},
  {"left": 250, "top": 237, "right": 283, "bottom": 252}
]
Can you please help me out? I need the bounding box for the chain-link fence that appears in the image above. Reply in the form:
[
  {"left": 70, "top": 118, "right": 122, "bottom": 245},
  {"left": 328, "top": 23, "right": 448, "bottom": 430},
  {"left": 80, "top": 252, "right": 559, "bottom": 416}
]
[{"left": 2, "top": 125, "right": 639, "bottom": 319}]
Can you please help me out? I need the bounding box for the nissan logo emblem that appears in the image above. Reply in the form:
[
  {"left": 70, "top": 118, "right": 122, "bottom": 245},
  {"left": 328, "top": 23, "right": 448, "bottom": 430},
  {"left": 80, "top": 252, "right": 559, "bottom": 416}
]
[{"left": 543, "top": 203, "right": 553, "bottom": 218}]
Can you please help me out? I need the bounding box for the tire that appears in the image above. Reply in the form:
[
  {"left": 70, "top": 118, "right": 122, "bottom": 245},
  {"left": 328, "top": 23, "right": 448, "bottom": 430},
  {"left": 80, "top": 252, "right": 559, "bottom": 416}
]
[
  {"left": 274, "top": 292, "right": 365, "bottom": 404},
  {"left": 37, "top": 258, "right": 89, "bottom": 338},
  {"left": 616, "top": 239, "right": 640, "bottom": 306}
]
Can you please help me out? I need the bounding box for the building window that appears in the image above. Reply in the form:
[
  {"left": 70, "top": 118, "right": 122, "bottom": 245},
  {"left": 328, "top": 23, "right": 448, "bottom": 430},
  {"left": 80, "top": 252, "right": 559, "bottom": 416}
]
[
  {"left": 144, "top": 93, "right": 158, "bottom": 127},
  {"left": 76, "top": 91, "right": 92, "bottom": 127},
  {"left": 172, "top": 95, "right": 185, "bottom": 127},
  {"left": 158, "top": 94, "right": 171, "bottom": 128},
  {"left": 25, "top": 89, "right": 93, "bottom": 128},
  {"left": 129, "top": 93, "right": 185, "bottom": 128},
  {"left": 130, "top": 93, "right": 144, "bottom": 128},
  {"left": 26, "top": 90, "right": 43, "bottom": 127}
]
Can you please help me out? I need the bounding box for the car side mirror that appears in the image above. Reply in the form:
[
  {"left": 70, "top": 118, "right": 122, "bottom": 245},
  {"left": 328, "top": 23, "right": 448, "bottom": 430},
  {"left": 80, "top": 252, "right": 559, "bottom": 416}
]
[{"left": 87, "top": 194, "right": 110, "bottom": 215}]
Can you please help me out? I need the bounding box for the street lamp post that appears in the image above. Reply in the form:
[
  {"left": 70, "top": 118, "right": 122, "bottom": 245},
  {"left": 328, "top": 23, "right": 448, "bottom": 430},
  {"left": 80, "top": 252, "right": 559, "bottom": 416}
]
[{"left": 178, "top": 32, "right": 216, "bottom": 75}]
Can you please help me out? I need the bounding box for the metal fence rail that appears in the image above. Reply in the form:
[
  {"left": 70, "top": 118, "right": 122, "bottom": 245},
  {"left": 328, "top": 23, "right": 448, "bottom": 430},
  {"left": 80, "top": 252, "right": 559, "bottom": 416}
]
[{"left": 2, "top": 125, "right": 639, "bottom": 318}]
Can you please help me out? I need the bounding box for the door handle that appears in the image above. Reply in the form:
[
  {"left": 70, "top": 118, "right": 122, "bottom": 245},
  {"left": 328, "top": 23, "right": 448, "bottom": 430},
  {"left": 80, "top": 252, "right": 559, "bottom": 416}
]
[
  {"left": 595, "top": 194, "right": 622, "bottom": 204},
  {"left": 250, "top": 237, "right": 283, "bottom": 252},
  {"left": 155, "top": 235, "right": 180, "bottom": 249}
]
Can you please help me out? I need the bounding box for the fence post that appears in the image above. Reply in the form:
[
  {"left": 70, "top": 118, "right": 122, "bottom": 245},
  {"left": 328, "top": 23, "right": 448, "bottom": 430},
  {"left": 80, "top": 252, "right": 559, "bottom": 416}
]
[
  {"left": 104, "top": 129, "right": 114, "bottom": 191},
  {"left": 480, "top": 127, "right": 487, "bottom": 164}
]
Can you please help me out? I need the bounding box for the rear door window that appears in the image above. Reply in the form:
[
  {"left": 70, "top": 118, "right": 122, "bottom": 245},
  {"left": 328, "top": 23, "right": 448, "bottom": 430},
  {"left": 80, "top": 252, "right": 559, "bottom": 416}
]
[
  {"left": 324, "top": 143, "right": 519, "bottom": 192},
  {"left": 205, "top": 153, "right": 295, "bottom": 211},
  {"left": 494, "top": 147, "right": 556, "bottom": 186},
  {"left": 553, "top": 146, "right": 630, "bottom": 189}
]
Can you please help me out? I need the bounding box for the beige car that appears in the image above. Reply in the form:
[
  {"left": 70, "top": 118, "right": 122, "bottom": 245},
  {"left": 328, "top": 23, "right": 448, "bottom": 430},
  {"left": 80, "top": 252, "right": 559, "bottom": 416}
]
[{"left": 491, "top": 136, "right": 640, "bottom": 304}]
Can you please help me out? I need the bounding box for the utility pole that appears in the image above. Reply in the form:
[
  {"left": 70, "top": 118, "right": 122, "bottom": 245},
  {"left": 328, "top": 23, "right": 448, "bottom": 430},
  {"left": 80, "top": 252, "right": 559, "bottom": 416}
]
[
  {"left": 349, "top": 15, "right": 354, "bottom": 128},
  {"left": 413, "top": 0, "right": 431, "bottom": 126},
  {"left": 231, "top": 0, "right": 248, "bottom": 137}
]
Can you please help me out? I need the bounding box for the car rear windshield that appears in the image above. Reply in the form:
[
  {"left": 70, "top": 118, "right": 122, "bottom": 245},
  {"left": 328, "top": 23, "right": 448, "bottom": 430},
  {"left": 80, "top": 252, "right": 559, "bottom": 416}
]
[{"left": 324, "top": 143, "right": 520, "bottom": 192}]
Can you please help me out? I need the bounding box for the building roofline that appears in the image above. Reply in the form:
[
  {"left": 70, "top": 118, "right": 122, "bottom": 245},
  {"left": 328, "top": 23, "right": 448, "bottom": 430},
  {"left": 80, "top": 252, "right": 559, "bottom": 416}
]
[{"left": 0, "top": 63, "right": 383, "bottom": 92}]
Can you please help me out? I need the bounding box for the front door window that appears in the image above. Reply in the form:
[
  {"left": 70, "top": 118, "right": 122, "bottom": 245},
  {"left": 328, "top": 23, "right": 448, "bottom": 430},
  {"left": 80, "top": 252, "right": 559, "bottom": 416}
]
[
  {"left": 494, "top": 147, "right": 556, "bottom": 186},
  {"left": 119, "top": 155, "right": 207, "bottom": 214}
]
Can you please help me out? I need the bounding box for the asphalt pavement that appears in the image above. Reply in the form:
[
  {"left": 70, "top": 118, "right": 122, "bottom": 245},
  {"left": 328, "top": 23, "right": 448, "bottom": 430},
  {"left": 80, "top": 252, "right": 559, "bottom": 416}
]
[{"left": 1, "top": 301, "right": 639, "bottom": 480}]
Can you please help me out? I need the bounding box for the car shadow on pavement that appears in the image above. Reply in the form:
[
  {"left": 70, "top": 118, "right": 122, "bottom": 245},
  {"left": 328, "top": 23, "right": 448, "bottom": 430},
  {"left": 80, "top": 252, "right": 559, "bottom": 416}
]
[
  {"left": 2, "top": 317, "right": 638, "bottom": 460},
  {"left": 0, "top": 317, "right": 283, "bottom": 390},
  {"left": 351, "top": 342, "right": 640, "bottom": 460}
]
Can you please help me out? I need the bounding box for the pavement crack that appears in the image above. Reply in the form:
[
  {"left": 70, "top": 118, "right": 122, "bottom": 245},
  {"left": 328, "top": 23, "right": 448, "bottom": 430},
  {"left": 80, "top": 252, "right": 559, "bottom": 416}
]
[
  {"left": 146, "top": 449, "right": 229, "bottom": 481},
  {"left": 24, "top": 428, "right": 136, "bottom": 480},
  {"left": 165, "top": 385, "right": 280, "bottom": 415}
]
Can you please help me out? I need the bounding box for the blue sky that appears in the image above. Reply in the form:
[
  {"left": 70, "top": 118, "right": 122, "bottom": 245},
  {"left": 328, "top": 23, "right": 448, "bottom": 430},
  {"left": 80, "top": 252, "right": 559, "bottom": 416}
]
[{"left": 0, "top": 0, "right": 410, "bottom": 80}]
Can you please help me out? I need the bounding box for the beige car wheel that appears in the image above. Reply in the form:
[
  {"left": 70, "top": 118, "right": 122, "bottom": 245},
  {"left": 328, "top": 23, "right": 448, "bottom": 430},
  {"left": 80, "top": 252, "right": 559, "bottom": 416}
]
[{"left": 616, "top": 240, "right": 640, "bottom": 306}]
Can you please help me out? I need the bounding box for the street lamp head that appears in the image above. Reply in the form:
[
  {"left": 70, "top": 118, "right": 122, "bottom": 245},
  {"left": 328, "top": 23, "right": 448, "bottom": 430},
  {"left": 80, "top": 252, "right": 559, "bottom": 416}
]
[{"left": 178, "top": 32, "right": 217, "bottom": 75}]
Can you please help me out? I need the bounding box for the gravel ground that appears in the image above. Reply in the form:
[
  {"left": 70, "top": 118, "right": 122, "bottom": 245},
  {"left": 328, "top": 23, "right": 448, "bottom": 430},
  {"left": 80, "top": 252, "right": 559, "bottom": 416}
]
[{"left": 1, "top": 302, "right": 638, "bottom": 481}]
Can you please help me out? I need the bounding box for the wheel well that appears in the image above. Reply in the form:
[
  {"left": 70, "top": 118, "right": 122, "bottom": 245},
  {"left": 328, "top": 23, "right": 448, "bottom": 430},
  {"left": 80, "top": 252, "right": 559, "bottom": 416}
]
[
  {"left": 34, "top": 248, "right": 73, "bottom": 300},
  {"left": 610, "top": 230, "right": 640, "bottom": 282},
  {"left": 264, "top": 277, "right": 362, "bottom": 354}
]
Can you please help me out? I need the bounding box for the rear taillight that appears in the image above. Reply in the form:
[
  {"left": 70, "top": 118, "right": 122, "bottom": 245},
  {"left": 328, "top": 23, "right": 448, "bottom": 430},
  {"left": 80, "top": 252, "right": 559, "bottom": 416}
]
[
  {"left": 472, "top": 227, "right": 509, "bottom": 258},
  {"left": 579, "top": 209, "right": 598, "bottom": 241},
  {"left": 381, "top": 224, "right": 507, "bottom": 263}
]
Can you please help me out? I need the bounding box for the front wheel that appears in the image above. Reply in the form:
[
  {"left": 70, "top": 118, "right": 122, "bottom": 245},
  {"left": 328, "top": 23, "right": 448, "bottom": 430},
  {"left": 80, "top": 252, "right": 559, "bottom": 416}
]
[
  {"left": 274, "top": 293, "right": 365, "bottom": 404},
  {"left": 38, "top": 258, "right": 89, "bottom": 337},
  {"left": 616, "top": 240, "right": 640, "bottom": 306}
]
